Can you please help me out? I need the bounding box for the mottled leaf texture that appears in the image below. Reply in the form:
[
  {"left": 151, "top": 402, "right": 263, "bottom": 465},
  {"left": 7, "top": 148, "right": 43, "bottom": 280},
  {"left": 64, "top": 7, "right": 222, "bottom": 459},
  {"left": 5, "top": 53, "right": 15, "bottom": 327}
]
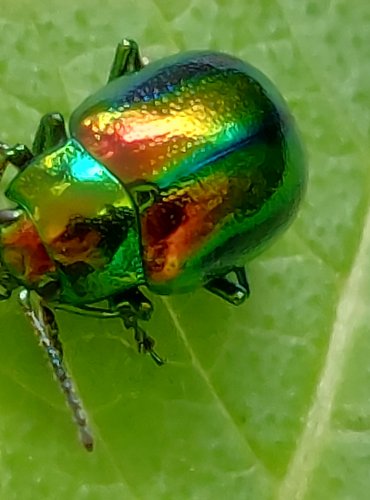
[{"left": 0, "top": 0, "right": 369, "bottom": 499}]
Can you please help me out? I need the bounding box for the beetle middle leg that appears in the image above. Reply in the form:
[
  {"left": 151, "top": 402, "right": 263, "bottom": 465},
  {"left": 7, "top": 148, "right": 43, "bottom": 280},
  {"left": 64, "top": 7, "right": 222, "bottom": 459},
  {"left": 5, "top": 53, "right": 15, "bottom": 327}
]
[
  {"left": 110, "top": 288, "right": 164, "bottom": 366},
  {"left": 108, "top": 39, "right": 144, "bottom": 82},
  {"left": 204, "top": 266, "right": 250, "bottom": 306},
  {"left": 32, "top": 112, "right": 67, "bottom": 156},
  {"left": 57, "top": 288, "right": 164, "bottom": 365},
  {"left": 18, "top": 289, "right": 94, "bottom": 451}
]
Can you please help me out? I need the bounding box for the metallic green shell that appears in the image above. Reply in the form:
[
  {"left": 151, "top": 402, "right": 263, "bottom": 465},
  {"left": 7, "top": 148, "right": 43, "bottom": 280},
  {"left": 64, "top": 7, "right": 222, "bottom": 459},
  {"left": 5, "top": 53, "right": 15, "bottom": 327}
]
[
  {"left": 70, "top": 51, "right": 306, "bottom": 292},
  {"left": 3, "top": 51, "right": 306, "bottom": 301}
]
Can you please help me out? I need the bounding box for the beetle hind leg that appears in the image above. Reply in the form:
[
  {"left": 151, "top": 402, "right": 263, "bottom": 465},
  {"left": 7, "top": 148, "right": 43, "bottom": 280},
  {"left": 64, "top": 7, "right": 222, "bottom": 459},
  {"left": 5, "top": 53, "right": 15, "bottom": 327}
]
[
  {"left": 110, "top": 288, "right": 165, "bottom": 366},
  {"left": 108, "top": 39, "right": 144, "bottom": 82},
  {"left": 204, "top": 266, "right": 250, "bottom": 306}
]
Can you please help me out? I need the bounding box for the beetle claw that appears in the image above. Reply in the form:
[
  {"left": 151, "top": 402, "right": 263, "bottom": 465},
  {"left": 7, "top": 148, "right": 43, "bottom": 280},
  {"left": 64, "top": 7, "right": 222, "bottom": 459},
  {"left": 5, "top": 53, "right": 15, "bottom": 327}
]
[{"left": 140, "top": 336, "right": 165, "bottom": 366}]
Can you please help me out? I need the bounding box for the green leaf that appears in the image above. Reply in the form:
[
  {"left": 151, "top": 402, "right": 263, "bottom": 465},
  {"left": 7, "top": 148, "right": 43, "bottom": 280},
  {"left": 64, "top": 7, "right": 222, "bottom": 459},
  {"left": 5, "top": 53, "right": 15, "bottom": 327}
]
[{"left": 0, "top": 0, "right": 369, "bottom": 498}]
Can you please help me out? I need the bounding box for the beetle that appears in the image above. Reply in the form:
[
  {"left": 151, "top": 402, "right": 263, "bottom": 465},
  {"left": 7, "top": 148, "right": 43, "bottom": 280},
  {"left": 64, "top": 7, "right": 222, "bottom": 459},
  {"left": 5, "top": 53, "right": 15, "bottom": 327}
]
[{"left": 0, "top": 39, "right": 306, "bottom": 450}]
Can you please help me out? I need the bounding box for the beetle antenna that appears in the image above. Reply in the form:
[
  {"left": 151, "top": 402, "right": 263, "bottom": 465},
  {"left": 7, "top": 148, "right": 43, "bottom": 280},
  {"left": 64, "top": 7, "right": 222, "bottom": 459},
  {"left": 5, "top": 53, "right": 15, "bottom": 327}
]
[{"left": 18, "top": 289, "right": 94, "bottom": 451}]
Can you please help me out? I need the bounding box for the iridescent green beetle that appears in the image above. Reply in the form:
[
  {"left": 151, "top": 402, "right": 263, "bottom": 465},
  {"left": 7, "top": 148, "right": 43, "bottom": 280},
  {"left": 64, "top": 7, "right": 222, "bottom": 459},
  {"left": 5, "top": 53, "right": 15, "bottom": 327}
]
[{"left": 0, "top": 39, "right": 306, "bottom": 450}]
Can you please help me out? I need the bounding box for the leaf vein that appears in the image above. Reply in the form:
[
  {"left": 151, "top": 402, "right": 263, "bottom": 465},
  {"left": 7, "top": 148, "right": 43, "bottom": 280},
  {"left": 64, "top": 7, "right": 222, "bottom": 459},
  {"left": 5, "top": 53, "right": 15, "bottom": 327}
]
[
  {"left": 163, "top": 297, "right": 274, "bottom": 480},
  {"left": 277, "top": 198, "right": 370, "bottom": 499}
]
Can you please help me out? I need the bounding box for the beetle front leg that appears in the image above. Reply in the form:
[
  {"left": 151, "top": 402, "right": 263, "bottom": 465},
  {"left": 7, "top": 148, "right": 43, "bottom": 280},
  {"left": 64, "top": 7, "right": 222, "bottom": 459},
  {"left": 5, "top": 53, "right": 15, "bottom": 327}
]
[
  {"left": 18, "top": 289, "right": 94, "bottom": 451},
  {"left": 204, "top": 266, "right": 250, "bottom": 306},
  {"left": 0, "top": 112, "right": 67, "bottom": 174},
  {"left": 108, "top": 39, "right": 144, "bottom": 82},
  {"left": 0, "top": 141, "right": 33, "bottom": 173},
  {"left": 110, "top": 288, "right": 164, "bottom": 366},
  {"left": 32, "top": 112, "right": 67, "bottom": 156}
]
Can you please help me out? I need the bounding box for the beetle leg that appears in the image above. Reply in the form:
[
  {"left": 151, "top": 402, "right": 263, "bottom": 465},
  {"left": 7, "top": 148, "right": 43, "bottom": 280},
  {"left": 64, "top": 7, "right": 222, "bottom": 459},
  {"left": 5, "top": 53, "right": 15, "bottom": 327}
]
[
  {"left": 18, "top": 289, "right": 94, "bottom": 452},
  {"left": 0, "top": 269, "right": 17, "bottom": 300},
  {"left": 0, "top": 112, "right": 66, "bottom": 173},
  {"left": 204, "top": 266, "right": 250, "bottom": 306},
  {"left": 56, "top": 292, "right": 162, "bottom": 364},
  {"left": 56, "top": 288, "right": 153, "bottom": 321},
  {"left": 32, "top": 112, "right": 67, "bottom": 156},
  {"left": 110, "top": 289, "right": 164, "bottom": 366},
  {"left": 234, "top": 266, "right": 251, "bottom": 295},
  {"left": 114, "top": 287, "right": 154, "bottom": 321},
  {"left": 108, "top": 39, "right": 144, "bottom": 82},
  {"left": 55, "top": 303, "right": 121, "bottom": 318},
  {"left": 0, "top": 141, "right": 33, "bottom": 172}
]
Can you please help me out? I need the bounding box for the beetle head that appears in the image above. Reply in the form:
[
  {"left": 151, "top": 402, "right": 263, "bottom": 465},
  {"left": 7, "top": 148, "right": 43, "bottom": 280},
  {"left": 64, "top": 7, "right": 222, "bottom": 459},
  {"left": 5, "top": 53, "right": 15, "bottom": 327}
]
[{"left": 0, "top": 209, "right": 60, "bottom": 300}]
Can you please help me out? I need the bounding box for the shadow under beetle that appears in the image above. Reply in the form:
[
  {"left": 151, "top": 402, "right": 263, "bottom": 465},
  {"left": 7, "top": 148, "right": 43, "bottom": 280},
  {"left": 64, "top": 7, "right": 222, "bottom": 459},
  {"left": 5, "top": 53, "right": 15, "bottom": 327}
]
[{"left": 0, "top": 39, "right": 306, "bottom": 450}]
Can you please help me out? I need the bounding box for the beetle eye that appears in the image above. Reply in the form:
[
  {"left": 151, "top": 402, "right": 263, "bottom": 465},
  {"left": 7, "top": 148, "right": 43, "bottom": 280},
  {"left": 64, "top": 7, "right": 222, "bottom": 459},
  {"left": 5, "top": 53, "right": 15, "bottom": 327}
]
[{"left": 0, "top": 209, "right": 23, "bottom": 225}]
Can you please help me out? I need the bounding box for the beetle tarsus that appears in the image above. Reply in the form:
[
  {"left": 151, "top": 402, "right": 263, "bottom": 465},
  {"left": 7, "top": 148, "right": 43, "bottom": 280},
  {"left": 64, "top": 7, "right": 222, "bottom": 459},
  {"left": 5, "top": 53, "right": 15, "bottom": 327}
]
[
  {"left": 134, "top": 323, "right": 165, "bottom": 366},
  {"left": 0, "top": 142, "right": 33, "bottom": 172},
  {"left": 204, "top": 266, "right": 250, "bottom": 306},
  {"left": 18, "top": 289, "right": 94, "bottom": 451},
  {"left": 32, "top": 112, "right": 68, "bottom": 156},
  {"left": 108, "top": 38, "right": 144, "bottom": 82},
  {"left": 148, "top": 347, "right": 165, "bottom": 367},
  {"left": 125, "top": 312, "right": 165, "bottom": 366},
  {"left": 234, "top": 266, "right": 251, "bottom": 296},
  {"left": 110, "top": 289, "right": 164, "bottom": 364}
]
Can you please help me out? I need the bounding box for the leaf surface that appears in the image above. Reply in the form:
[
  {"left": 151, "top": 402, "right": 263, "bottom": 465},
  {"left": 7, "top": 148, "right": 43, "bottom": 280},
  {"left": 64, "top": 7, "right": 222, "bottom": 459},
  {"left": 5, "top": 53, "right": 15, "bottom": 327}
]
[{"left": 0, "top": 1, "right": 369, "bottom": 498}]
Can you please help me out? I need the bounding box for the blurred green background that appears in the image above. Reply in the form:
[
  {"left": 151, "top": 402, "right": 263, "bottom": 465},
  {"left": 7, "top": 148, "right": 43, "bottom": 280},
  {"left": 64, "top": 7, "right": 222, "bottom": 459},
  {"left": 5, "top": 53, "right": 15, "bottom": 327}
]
[{"left": 0, "top": 0, "right": 369, "bottom": 498}]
